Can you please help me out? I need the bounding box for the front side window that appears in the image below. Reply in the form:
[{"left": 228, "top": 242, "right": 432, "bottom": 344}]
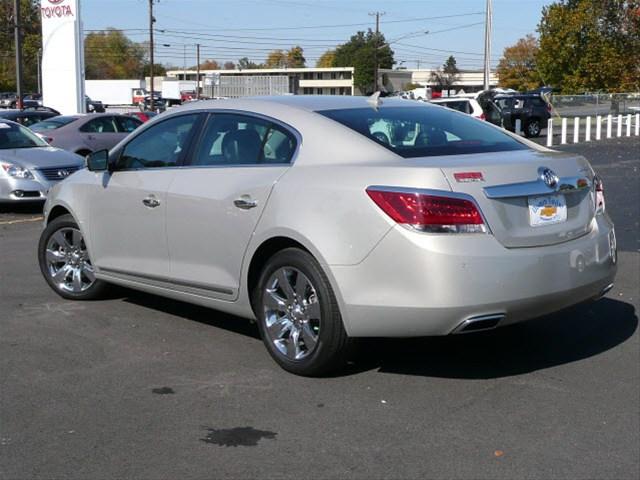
[
  {"left": 318, "top": 105, "right": 529, "bottom": 158},
  {"left": 191, "top": 114, "right": 296, "bottom": 166},
  {"left": 117, "top": 114, "right": 200, "bottom": 170},
  {"left": 80, "top": 117, "right": 118, "bottom": 133}
]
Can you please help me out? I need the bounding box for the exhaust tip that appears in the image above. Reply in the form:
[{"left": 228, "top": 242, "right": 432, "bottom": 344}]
[
  {"left": 452, "top": 313, "right": 505, "bottom": 334},
  {"left": 596, "top": 283, "right": 614, "bottom": 300}
]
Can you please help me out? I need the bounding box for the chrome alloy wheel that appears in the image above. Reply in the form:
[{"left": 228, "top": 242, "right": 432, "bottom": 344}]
[
  {"left": 45, "top": 227, "right": 96, "bottom": 293},
  {"left": 263, "top": 267, "right": 321, "bottom": 361}
]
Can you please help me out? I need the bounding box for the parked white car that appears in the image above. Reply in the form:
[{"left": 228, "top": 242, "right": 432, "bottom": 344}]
[
  {"left": 38, "top": 96, "right": 617, "bottom": 376},
  {"left": 430, "top": 97, "right": 486, "bottom": 120}
]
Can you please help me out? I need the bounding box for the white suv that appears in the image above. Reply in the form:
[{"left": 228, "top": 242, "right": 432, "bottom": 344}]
[{"left": 430, "top": 97, "right": 485, "bottom": 120}]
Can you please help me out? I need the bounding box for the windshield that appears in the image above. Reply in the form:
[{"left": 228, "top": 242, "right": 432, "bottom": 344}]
[
  {"left": 0, "top": 121, "right": 49, "bottom": 149},
  {"left": 318, "top": 105, "right": 528, "bottom": 158},
  {"left": 31, "top": 116, "right": 78, "bottom": 131}
]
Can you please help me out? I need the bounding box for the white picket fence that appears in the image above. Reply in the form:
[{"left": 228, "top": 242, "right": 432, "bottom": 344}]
[{"left": 541, "top": 113, "right": 640, "bottom": 147}]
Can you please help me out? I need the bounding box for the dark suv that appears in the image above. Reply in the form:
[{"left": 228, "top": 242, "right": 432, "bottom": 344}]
[{"left": 493, "top": 94, "right": 551, "bottom": 137}]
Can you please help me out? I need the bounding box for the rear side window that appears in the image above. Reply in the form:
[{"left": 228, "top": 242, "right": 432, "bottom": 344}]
[
  {"left": 318, "top": 106, "right": 528, "bottom": 158},
  {"left": 116, "top": 116, "right": 142, "bottom": 133},
  {"left": 190, "top": 113, "right": 296, "bottom": 166},
  {"left": 80, "top": 117, "right": 118, "bottom": 133},
  {"left": 439, "top": 101, "right": 469, "bottom": 114}
]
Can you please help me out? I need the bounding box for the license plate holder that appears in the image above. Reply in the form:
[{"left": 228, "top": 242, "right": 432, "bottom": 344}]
[{"left": 528, "top": 194, "right": 567, "bottom": 227}]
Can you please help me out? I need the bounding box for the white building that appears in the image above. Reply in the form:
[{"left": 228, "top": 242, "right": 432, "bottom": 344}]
[{"left": 409, "top": 69, "right": 499, "bottom": 94}]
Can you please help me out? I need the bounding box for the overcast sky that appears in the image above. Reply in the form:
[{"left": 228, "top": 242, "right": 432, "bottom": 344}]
[{"left": 81, "top": 0, "right": 553, "bottom": 70}]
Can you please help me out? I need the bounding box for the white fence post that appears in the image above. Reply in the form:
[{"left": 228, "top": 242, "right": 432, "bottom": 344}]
[
  {"left": 596, "top": 115, "right": 602, "bottom": 140},
  {"left": 617, "top": 114, "right": 623, "bottom": 137},
  {"left": 573, "top": 117, "right": 580, "bottom": 143},
  {"left": 636, "top": 114, "right": 640, "bottom": 136},
  {"left": 607, "top": 115, "right": 612, "bottom": 138},
  {"left": 515, "top": 118, "right": 522, "bottom": 136},
  {"left": 546, "top": 118, "right": 553, "bottom": 147},
  {"left": 585, "top": 117, "right": 591, "bottom": 142},
  {"left": 626, "top": 114, "right": 632, "bottom": 137},
  {"left": 561, "top": 118, "right": 567, "bottom": 144}
]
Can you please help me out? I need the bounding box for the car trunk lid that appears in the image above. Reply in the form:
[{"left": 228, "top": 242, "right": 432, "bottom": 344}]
[{"left": 412, "top": 149, "right": 595, "bottom": 248}]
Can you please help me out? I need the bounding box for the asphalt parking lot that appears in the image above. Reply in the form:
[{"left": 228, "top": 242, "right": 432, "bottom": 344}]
[{"left": 1, "top": 136, "right": 638, "bottom": 479}]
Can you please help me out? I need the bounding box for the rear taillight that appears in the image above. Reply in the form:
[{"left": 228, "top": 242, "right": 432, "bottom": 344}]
[
  {"left": 366, "top": 187, "right": 487, "bottom": 234},
  {"left": 480, "top": 113, "right": 486, "bottom": 120},
  {"left": 594, "top": 176, "right": 605, "bottom": 213}
]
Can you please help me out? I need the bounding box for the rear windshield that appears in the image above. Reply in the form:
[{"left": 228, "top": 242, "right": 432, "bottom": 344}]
[
  {"left": 318, "top": 106, "right": 528, "bottom": 158},
  {"left": 31, "top": 116, "right": 78, "bottom": 131}
]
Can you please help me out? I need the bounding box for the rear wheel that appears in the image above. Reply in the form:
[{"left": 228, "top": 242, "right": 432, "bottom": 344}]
[
  {"left": 525, "top": 118, "right": 541, "bottom": 137},
  {"left": 38, "top": 214, "right": 109, "bottom": 300},
  {"left": 255, "top": 248, "right": 351, "bottom": 376}
]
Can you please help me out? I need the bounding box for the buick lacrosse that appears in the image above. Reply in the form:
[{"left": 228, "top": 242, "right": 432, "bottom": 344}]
[{"left": 38, "top": 96, "right": 617, "bottom": 375}]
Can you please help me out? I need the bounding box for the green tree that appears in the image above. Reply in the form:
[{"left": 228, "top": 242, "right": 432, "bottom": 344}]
[
  {"left": 430, "top": 56, "right": 460, "bottom": 91},
  {"left": 497, "top": 34, "right": 543, "bottom": 91},
  {"left": 265, "top": 49, "right": 287, "bottom": 68},
  {"left": 85, "top": 29, "right": 146, "bottom": 79},
  {"left": 0, "top": 0, "right": 41, "bottom": 92},
  {"left": 238, "top": 57, "right": 261, "bottom": 70},
  {"left": 333, "top": 30, "right": 394, "bottom": 94},
  {"left": 537, "top": 0, "right": 640, "bottom": 93},
  {"left": 286, "top": 46, "right": 305, "bottom": 68},
  {"left": 316, "top": 50, "right": 336, "bottom": 68}
]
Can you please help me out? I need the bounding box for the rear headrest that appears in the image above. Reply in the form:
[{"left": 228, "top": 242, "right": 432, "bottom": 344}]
[{"left": 222, "top": 129, "right": 262, "bottom": 164}]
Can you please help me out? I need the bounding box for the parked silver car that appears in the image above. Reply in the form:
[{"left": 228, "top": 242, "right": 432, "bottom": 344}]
[
  {"left": 38, "top": 96, "right": 617, "bottom": 375},
  {"left": 0, "top": 120, "right": 84, "bottom": 202},
  {"left": 30, "top": 113, "right": 142, "bottom": 156}
]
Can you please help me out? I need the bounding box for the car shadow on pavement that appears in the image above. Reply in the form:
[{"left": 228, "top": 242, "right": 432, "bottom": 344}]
[
  {"left": 122, "top": 291, "right": 261, "bottom": 340},
  {"left": 350, "top": 298, "right": 637, "bottom": 379}
]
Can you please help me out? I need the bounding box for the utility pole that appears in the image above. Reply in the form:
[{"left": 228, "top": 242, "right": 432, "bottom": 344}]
[
  {"left": 483, "top": 0, "right": 493, "bottom": 91},
  {"left": 196, "top": 43, "right": 201, "bottom": 99},
  {"left": 148, "top": 0, "right": 155, "bottom": 111},
  {"left": 13, "top": 0, "right": 23, "bottom": 109},
  {"left": 369, "top": 11, "right": 385, "bottom": 93},
  {"left": 36, "top": 48, "right": 41, "bottom": 95},
  {"left": 183, "top": 44, "right": 186, "bottom": 81}
]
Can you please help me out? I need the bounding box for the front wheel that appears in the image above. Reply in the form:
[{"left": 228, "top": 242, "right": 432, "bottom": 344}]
[
  {"left": 38, "top": 214, "right": 109, "bottom": 300},
  {"left": 255, "top": 248, "right": 351, "bottom": 376}
]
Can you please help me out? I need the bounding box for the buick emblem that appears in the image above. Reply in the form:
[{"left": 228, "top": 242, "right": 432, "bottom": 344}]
[
  {"left": 539, "top": 167, "right": 559, "bottom": 189},
  {"left": 57, "top": 169, "right": 70, "bottom": 178}
]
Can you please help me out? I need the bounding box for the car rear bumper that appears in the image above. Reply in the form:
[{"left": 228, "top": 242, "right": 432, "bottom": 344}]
[{"left": 330, "top": 214, "right": 617, "bottom": 337}]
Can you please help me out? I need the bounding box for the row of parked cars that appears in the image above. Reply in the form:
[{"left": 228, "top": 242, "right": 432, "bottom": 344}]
[
  {"left": 0, "top": 107, "right": 156, "bottom": 203},
  {"left": 427, "top": 91, "right": 553, "bottom": 138}
]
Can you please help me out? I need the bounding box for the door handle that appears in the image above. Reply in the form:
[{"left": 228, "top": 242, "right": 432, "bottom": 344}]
[
  {"left": 234, "top": 196, "right": 258, "bottom": 210},
  {"left": 142, "top": 196, "right": 161, "bottom": 208}
]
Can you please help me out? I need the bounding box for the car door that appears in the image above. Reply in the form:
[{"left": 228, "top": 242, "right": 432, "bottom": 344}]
[
  {"left": 86, "top": 113, "right": 203, "bottom": 280},
  {"left": 78, "top": 116, "right": 124, "bottom": 151},
  {"left": 165, "top": 112, "right": 297, "bottom": 299}
]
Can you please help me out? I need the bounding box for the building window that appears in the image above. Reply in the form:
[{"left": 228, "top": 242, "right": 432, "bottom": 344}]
[
  {"left": 331, "top": 72, "right": 336, "bottom": 79},
  {"left": 316, "top": 88, "right": 323, "bottom": 95},
  {"left": 330, "top": 88, "right": 336, "bottom": 95}
]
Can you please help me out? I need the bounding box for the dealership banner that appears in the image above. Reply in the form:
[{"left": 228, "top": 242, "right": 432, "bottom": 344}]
[{"left": 40, "top": 0, "right": 85, "bottom": 114}]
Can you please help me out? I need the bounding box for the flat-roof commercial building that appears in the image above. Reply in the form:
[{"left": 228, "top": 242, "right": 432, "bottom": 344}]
[{"left": 409, "top": 69, "right": 499, "bottom": 93}]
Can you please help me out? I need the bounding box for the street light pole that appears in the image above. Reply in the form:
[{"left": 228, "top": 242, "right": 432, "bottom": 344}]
[
  {"left": 13, "top": 0, "right": 23, "bottom": 109},
  {"left": 483, "top": 0, "right": 493, "bottom": 90},
  {"left": 196, "top": 43, "right": 200, "bottom": 99},
  {"left": 369, "top": 11, "right": 385, "bottom": 93},
  {"left": 148, "top": 0, "right": 155, "bottom": 111}
]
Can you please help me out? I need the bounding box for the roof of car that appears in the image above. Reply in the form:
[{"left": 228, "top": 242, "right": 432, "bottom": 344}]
[
  {"left": 430, "top": 98, "right": 473, "bottom": 103},
  {"left": 178, "top": 95, "right": 431, "bottom": 114}
]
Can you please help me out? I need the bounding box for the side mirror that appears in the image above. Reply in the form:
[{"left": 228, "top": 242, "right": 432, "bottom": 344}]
[{"left": 86, "top": 149, "right": 108, "bottom": 172}]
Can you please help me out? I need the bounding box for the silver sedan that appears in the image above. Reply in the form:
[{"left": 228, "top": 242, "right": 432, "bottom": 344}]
[
  {"left": 37, "top": 96, "right": 617, "bottom": 375},
  {"left": 0, "top": 119, "right": 84, "bottom": 202}
]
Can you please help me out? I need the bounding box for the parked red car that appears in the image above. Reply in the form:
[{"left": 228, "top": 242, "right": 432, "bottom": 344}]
[{"left": 125, "top": 111, "right": 158, "bottom": 123}]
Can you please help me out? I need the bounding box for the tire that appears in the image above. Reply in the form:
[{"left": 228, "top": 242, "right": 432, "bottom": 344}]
[
  {"left": 525, "top": 118, "right": 541, "bottom": 137},
  {"left": 254, "top": 248, "right": 351, "bottom": 376},
  {"left": 38, "top": 214, "right": 109, "bottom": 300}
]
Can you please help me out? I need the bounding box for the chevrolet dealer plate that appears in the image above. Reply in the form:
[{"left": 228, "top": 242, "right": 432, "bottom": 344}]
[{"left": 528, "top": 194, "right": 567, "bottom": 227}]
